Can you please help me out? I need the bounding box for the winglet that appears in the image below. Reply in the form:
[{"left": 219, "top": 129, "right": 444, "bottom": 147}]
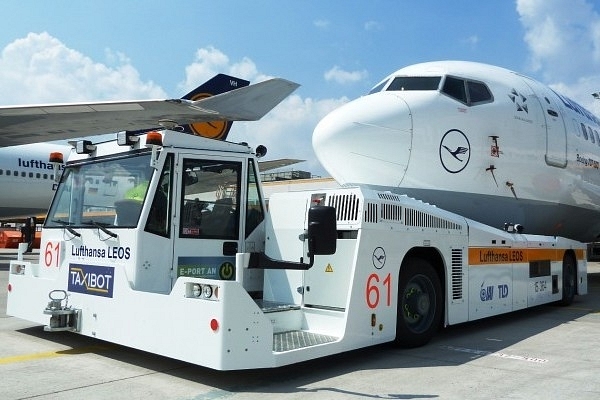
[
  {"left": 182, "top": 74, "right": 249, "bottom": 101},
  {"left": 180, "top": 74, "right": 250, "bottom": 140},
  {"left": 191, "top": 78, "right": 300, "bottom": 121}
]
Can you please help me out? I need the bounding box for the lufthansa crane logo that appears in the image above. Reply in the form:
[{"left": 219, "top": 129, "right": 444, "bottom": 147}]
[
  {"left": 188, "top": 93, "right": 230, "bottom": 140},
  {"left": 372, "top": 247, "right": 386, "bottom": 269},
  {"left": 439, "top": 129, "right": 471, "bottom": 173}
]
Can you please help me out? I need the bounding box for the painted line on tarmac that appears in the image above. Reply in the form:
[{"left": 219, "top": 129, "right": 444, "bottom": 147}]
[
  {"left": 441, "top": 345, "right": 548, "bottom": 364},
  {"left": 0, "top": 344, "right": 113, "bottom": 365}
]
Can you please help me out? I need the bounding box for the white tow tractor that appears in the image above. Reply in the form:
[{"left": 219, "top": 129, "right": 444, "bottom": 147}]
[{"left": 7, "top": 129, "right": 587, "bottom": 370}]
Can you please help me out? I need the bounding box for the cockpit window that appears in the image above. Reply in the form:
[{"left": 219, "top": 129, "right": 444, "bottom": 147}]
[
  {"left": 386, "top": 76, "right": 441, "bottom": 91},
  {"left": 368, "top": 79, "right": 389, "bottom": 94},
  {"left": 467, "top": 80, "right": 493, "bottom": 104},
  {"left": 442, "top": 76, "right": 493, "bottom": 106},
  {"left": 442, "top": 77, "right": 467, "bottom": 103}
]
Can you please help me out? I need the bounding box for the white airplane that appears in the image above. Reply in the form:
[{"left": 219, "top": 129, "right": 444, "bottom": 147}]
[
  {"left": 313, "top": 60, "right": 600, "bottom": 243},
  {"left": 0, "top": 74, "right": 299, "bottom": 220},
  {"left": 0, "top": 142, "right": 69, "bottom": 218}
]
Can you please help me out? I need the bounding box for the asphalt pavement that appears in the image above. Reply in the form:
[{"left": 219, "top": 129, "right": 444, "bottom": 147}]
[{"left": 1, "top": 249, "right": 599, "bottom": 400}]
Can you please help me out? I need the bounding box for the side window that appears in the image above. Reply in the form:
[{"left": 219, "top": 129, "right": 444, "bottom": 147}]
[
  {"left": 581, "top": 123, "right": 589, "bottom": 140},
  {"left": 442, "top": 77, "right": 467, "bottom": 104},
  {"left": 246, "top": 160, "right": 265, "bottom": 238},
  {"left": 179, "top": 159, "right": 241, "bottom": 240},
  {"left": 467, "top": 80, "right": 493, "bottom": 104},
  {"left": 145, "top": 153, "right": 173, "bottom": 237}
]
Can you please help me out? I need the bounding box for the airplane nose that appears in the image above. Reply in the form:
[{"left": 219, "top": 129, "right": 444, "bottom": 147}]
[{"left": 313, "top": 92, "right": 413, "bottom": 186}]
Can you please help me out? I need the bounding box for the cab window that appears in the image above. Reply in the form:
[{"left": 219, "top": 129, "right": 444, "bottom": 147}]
[
  {"left": 45, "top": 152, "right": 154, "bottom": 228},
  {"left": 246, "top": 160, "right": 265, "bottom": 237},
  {"left": 145, "top": 153, "right": 173, "bottom": 237},
  {"left": 179, "top": 159, "right": 241, "bottom": 240}
]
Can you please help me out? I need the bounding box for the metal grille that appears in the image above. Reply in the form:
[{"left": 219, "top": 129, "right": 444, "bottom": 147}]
[
  {"left": 377, "top": 192, "right": 402, "bottom": 201},
  {"left": 364, "top": 202, "right": 378, "bottom": 223},
  {"left": 273, "top": 331, "right": 338, "bottom": 352},
  {"left": 404, "top": 208, "right": 462, "bottom": 230},
  {"left": 328, "top": 193, "right": 360, "bottom": 222},
  {"left": 381, "top": 203, "right": 402, "bottom": 222},
  {"left": 451, "top": 248, "right": 463, "bottom": 300}
]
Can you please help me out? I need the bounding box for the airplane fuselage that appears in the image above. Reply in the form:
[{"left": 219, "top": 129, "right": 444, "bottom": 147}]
[
  {"left": 0, "top": 143, "right": 69, "bottom": 218},
  {"left": 313, "top": 61, "right": 600, "bottom": 242}
]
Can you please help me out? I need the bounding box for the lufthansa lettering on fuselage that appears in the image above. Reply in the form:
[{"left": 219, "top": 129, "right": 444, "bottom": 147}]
[
  {"left": 71, "top": 244, "right": 131, "bottom": 260},
  {"left": 18, "top": 158, "right": 64, "bottom": 170}
]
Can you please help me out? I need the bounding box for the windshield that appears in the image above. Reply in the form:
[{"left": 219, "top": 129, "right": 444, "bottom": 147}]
[
  {"left": 386, "top": 76, "right": 441, "bottom": 91},
  {"left": 368, "top": 76, "right": 442, "bottom": 94},
  {"left": 45, "top": 152, "right": 154, "bottom": 228}
]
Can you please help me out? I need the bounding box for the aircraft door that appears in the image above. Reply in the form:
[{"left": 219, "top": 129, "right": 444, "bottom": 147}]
[
  {"left": 523, "top": 78, "right": 568, "bottom": 167},
  {"left": 171, "top": 154, "right": 244, "bottom": 286}
]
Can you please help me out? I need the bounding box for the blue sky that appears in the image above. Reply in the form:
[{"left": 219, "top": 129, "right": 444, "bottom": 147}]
[{"left": 1, "top": 0, "right": 600, "bottom": 176}]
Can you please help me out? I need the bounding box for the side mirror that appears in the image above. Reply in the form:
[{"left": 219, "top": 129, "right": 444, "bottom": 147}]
[
  {"left": 307, "top": 206, "right": 337, "bottom": 256},
  {"left": 247, "top": 205, "right": 337, "bottom": 271}
]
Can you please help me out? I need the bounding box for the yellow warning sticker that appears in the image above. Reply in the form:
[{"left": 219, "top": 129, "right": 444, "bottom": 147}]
[{"left": 325, "top": 264, "right": 334, "bottom": 272}]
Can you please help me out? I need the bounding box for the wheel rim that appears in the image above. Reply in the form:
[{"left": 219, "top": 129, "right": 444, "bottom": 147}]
[{"left": 402, "top": 274, "right": 436, "bottom": 334}]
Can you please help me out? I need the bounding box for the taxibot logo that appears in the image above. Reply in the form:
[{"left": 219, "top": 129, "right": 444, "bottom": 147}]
[{"left": 68, "top": 263, "right": 115, "bottom": 298}]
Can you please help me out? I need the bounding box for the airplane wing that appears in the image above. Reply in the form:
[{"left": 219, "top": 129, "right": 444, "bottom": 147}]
[
  {"left": 258, "top": 159, "right": 305, "bottom": 171},
  {"left": 0, "top": 78, "right": 299, "bottom": 147},
  {"left": 179, "top": 73, "right": 249, "bottom": 141}
]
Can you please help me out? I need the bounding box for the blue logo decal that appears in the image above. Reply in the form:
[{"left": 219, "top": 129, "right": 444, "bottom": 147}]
[{"left": 68, "top": 264, "right": 115, "bottom": 297}]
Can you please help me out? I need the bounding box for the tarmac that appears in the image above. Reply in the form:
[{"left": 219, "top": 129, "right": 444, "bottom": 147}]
[{"left": 1, "top": 248, "right": 599, "bottom": 400}]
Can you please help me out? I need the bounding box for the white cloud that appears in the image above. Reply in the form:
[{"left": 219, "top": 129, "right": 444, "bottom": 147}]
[
  {"left": 517, "top": 0, "right": 600, "bottom": 81},
  {"left": 228, "top": 94, "right": 348, "bottom": 176},
  {"left": 177, "top": 46, "right": 348, "bottom": 175},
  {"left": 324, "top": 65, "right": 368, "bottom": 85},
  {"left": 314, "top": 19, "right": 330, "bottom": 29},
  {"left": 178, "top": 46, "right": 271, "bottom": 93},
  {"left": 0, "top": 34, "right": 345, "bottom": 176},
  {"left": 516, "top": 0, "right": 600, "bottom": 110},
  {"left": 0, "top": 32, "right": 165, "bottom": 104},
  {"left": 364, "top": 20, "right": 383, "bottom": 31},
  {"left": 462, "top": 35, "right": 479, "bottom": 47}
]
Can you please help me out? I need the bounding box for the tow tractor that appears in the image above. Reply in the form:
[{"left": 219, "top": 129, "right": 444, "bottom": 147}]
[{"left": 6, "top": 128, "right": 587, "bottom": 370}]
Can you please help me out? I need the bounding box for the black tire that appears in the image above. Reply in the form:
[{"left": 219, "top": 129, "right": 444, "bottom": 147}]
[
  {"left": 559, "top": 253, "right": 576, "bottom": 306},
  {"left": 395, "top": 258, "right": 443, "bottom": 348}
]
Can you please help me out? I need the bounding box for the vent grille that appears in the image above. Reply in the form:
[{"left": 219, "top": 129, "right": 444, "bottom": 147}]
[
  {"left": 377, "top": 192, "right": 402, "bottom": 201},
  {"left": 380, "top": 203, "right": 402, "bottom": 222},
  {"left": 364, "top": 202, "right": 378, "bottom": 223},
  {"left": 328, "top": 193, "right": 360, "bottom": 222},
  {"left": 404, "top": 208, "right": 462, "bottom": 230},
  {"left": 451, "top": 248, "right": 463, "bottom": 300}
]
